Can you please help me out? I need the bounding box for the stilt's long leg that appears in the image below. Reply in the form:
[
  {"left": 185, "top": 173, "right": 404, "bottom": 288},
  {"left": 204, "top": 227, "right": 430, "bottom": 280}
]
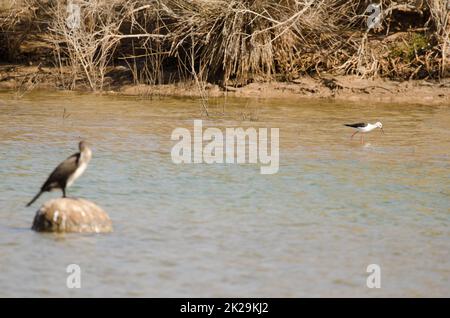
[
  {"left": 360, "top": 134, "right": 364, "bottom": 144},
  {"left": 351, "top": 131, "right": 359, "bottom": 139},
  {"left": 62, "top": 188, "right": 66, "bottom": 198}
]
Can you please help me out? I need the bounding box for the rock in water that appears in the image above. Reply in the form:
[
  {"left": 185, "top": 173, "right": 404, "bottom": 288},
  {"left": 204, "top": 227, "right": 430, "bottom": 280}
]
[{"left": 32, "top": 198, "right": 112, "bottom": 233}]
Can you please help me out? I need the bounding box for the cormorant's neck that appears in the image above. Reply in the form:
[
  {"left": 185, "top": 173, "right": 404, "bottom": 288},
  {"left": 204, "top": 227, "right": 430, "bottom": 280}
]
[{"left": 80, "top": 147, "right": 92, "bottom": 164}]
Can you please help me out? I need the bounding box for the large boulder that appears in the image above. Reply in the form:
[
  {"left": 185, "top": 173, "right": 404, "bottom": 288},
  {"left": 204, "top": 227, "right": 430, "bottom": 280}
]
[{"left": 32, "top": 198, "right": 112, "bottom": 233}]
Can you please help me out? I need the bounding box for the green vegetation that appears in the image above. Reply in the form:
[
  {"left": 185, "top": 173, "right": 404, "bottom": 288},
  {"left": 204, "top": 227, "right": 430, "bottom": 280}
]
[{"left": 390, "top": 33, "right": 430, "bottom": 61}]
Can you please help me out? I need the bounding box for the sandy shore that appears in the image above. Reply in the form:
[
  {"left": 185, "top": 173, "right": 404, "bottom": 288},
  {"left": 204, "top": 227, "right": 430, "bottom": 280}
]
[
  {"left": 1, "top": 65, "right": 449, "bottom": 105},
  {"left": 119, "top": 76, "right": 450, "bottom": 106}
]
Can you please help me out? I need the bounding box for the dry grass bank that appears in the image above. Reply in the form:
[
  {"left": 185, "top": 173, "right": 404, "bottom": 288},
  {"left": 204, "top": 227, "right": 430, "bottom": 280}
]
[{"left": 0, "top": 0, "right": 449, "bottom": 105}]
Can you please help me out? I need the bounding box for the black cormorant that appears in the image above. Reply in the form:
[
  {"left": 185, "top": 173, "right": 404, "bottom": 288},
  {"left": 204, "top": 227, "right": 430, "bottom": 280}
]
[{"left": 26, "top": 141, "right": 92, "bottom": 207}]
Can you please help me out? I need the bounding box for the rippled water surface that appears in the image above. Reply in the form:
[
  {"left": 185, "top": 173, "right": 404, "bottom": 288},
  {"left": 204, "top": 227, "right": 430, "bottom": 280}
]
[{"left": 0, "top": 90, "right": 449, "bottom": 297}]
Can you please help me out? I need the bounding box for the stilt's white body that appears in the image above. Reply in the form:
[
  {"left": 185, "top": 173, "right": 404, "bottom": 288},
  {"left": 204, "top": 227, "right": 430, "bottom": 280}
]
[
  {"left": 67, "top": 147, "right": 92, "bottom": 188},
  {"left": 357, "top": 123, "right": 378, "bottom": 133},
  {"left": 346, "top": 122, "right": 383, "bottom": 144}
]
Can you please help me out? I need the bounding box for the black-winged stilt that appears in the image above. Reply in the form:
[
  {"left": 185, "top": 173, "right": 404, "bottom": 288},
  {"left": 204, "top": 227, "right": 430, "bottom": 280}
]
[
  {"left": 344, "top": 122, "right": 384, "bottom": 144},
  {"left": 26, "top": 141, "right": 92, "bottom": 206}
]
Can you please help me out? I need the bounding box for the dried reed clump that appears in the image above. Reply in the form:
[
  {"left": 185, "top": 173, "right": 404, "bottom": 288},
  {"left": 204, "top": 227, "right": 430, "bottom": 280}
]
[
  {"left": 426, "top": 0, "right": 450, "bottom": 76},
  {"left": 163, "top": 1, "right": 353, "bottom": 83}
]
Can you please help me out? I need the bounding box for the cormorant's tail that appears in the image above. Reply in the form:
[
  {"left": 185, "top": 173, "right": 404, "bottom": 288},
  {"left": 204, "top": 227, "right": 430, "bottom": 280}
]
[{"left": 26, "top": 191, "right": 43, "bottom": 207}]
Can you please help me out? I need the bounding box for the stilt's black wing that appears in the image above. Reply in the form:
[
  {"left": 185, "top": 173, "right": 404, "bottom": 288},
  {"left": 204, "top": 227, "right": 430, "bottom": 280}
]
[
  {"left": 40, "top": 153, "right": 80, "bottom": 191},
  {"left": 344, "top": 123, "right": 367, "bottom": 128}
]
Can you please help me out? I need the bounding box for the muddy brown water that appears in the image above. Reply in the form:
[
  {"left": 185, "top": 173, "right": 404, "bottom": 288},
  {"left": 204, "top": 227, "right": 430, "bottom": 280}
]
[{"left": 0, "top": 90, "right": 449, "bottom": 297}]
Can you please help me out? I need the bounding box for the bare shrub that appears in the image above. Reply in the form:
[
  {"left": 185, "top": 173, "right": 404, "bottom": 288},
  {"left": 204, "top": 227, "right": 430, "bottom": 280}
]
[{"left": 47, "top": 0, "right": 128, "bottom": 91}]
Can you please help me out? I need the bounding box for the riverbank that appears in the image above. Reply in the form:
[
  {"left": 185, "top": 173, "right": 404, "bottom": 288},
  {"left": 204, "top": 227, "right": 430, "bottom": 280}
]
[
  {"left": 1, "top": 64, "right": 449, "bottom": 105},
  {"left": 1, "top": 1, "right": 449, "bottom": 104}
]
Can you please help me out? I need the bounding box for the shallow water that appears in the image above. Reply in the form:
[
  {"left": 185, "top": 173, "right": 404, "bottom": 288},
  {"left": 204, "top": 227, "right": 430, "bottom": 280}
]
[{"left": 0, "top": 90, "right": 449, "bottom": 297}]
